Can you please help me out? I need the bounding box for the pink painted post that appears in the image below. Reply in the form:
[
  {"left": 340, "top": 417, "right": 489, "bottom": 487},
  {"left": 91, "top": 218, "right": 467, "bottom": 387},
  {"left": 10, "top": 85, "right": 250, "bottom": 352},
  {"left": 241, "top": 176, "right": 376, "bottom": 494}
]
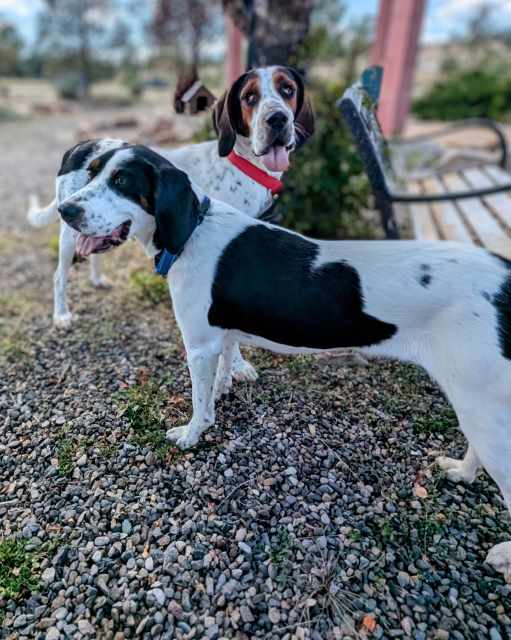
[
  {"left": 370, "top": 0, "right": 392, "bottom": 65},
  {"left": 225, "top": 15, "right": 244, "bottom": 87},
  {"left": 371, "top": 0, "right": 426, "bottom": 136}
]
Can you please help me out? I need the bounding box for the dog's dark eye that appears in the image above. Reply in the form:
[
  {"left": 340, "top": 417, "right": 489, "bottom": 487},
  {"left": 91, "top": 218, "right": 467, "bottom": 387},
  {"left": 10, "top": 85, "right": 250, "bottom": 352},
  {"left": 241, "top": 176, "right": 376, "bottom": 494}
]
[
  {"left": 280, "top": 84, "right": 294, "bottom": 99},
  {"left": 115, "top": 174, "right": 127, "bottom": 187},
  {"left": 244, "top": 92, "right": 258, "bottom": 106}
]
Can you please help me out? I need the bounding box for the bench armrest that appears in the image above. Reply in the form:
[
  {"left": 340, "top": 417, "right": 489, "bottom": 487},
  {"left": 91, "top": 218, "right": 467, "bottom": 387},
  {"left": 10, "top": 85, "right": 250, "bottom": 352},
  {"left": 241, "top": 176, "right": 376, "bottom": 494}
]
[
  {"left": 400, "top": 118, "right": 508, "bottom": 168},
  {"left": 391, "top": 181, "right": 511, "bottom": 203}
]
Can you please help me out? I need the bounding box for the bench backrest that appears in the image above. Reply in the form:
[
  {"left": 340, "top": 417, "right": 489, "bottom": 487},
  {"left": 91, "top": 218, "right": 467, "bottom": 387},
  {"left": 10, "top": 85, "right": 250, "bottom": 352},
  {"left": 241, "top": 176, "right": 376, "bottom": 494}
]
[{"left": 339, "top": 66, "right": 398, "bottom": 202}]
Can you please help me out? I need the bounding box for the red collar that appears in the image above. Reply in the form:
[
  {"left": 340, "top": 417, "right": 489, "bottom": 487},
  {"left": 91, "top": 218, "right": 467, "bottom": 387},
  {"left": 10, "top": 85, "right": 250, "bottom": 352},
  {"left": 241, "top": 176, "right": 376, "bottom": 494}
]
[{"left": 227, "top": 150, "right": 284, "bottom": 196}]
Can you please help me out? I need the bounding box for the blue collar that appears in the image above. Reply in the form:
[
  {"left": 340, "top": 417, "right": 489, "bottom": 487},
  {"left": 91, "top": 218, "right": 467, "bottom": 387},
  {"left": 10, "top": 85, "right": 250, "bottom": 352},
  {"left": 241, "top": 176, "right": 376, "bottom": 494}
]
[{"left": 154, "top": 196, "right": 210, "bottom": 277}]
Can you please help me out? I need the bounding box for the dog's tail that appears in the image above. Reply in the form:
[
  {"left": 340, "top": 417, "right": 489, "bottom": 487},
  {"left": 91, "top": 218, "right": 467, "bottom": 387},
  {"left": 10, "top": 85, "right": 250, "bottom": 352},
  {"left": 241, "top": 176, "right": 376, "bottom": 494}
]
[{"left": 27, "top": 194, "right": 58, "bottom": 228}]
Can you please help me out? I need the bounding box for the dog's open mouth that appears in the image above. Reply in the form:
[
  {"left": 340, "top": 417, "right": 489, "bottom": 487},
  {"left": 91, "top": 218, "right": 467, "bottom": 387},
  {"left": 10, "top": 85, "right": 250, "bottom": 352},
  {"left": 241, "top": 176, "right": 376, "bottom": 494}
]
[
  {"left": 260, "top": 143, "right": 294, "bottom": 173},
  {"left": 75, "top": 221, "right": 131, "bottom": 258}
]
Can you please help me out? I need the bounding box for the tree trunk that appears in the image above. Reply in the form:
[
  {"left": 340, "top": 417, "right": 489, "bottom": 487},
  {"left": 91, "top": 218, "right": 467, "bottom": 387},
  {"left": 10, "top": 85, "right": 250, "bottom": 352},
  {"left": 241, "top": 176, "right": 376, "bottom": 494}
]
[{"left": 223, "top": 0, "right": 313, "bottom": 69}]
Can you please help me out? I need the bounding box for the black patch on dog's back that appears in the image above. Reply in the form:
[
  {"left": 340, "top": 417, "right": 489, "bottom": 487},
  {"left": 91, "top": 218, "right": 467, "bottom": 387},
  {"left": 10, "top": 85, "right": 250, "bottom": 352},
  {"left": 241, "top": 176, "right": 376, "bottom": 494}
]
[
  {"left": 58, "top": 140, "right": 99, "bottom": 176},
  {"left": 493, "top": 274, "right": 511, "bottom": 359},
  {"left": 208, "top": 226, "right": 397, "bottom": 349}
]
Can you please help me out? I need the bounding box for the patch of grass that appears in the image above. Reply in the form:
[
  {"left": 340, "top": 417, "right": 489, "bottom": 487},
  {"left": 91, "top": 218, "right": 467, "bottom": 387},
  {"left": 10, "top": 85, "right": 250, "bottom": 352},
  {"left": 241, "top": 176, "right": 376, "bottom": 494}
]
[
  {"left": 130, "top": 269, "right": 168, "bottom": 305},
  {"left": 413, "top": 406, "right": 458, "bottom": 435},
  {"left": 117, "top": 377, "right": 183, "bottom": 462},
  {"left": 0, "top": 539, "right": 40, "bottom": 600},
  {"left": 286, "top": 354, "right": 315, "bottom": 378},
  {"left": 47, "top": 234, "right": 60, "bottom": 262}
]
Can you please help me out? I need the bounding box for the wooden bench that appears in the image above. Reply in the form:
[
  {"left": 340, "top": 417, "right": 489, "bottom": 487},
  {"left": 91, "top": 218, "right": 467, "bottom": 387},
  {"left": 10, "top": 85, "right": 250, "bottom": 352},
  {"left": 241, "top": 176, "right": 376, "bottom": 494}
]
[{"left": 339, "top": 66, "right": 511, "bottom": 258}]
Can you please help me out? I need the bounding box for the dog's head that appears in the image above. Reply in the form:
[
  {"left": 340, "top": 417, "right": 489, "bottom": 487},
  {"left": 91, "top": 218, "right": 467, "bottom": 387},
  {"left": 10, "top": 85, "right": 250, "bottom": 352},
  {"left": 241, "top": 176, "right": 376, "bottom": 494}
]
[
  {"left": 213, "top": 66, "right": 314, "bottom": 172},
  {"left": 58, "top": 144, "right": 200, "bottom": 258}
]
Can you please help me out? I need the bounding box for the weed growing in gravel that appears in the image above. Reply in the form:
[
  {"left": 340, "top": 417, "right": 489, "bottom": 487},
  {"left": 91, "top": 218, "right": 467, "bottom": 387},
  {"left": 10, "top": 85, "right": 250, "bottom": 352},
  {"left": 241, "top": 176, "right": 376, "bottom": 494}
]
[
  {"left": 413, "top": 406, "right": 458, "bottom": 435},
  {"left": 0, "top": 539, "right": 40, "bottom": 600},
  {"left": 117, "top": 378, "right": 182, "bottom": 462},
  {"left": 130, "top": 269, "right": 168, "bottom": 305},
  {"left": 57, "top": 434, "right": 79, "bottom": 477},
  {"left": 270, "top": 528, "right": 293, "bottom": 587},
  {"left": 56, "top": 431, "right": 92, "bottom": 477},
  {"left": 298, "top": 551, "right": 363, "bottom": 638}
]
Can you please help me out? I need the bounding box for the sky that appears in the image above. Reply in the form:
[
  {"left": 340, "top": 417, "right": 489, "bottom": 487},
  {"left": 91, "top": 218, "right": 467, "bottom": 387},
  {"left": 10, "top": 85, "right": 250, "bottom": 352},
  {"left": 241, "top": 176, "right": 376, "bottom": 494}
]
[{"left": 1, "top": 0, "right": 511, "bottom": 51}]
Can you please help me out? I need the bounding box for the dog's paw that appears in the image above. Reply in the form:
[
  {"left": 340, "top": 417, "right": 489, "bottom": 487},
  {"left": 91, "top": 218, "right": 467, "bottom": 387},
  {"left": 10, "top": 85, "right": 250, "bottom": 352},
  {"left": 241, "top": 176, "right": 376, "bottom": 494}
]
[
  {"left": 436, "top": 455, "right": 477, "bottom": 483},
  {"left": 166, "top": 425, "right": 198, "bottom": 450},
  {"left": 53, "top": 313, "right": 74, "bottom": 329},
  {"left": 231, "top": 358, "right": 258, "bottom": 382},
  {"left": 486, "top": 541, "right": 511, "bottom": 582},
  {"left": 91, "top": 275, "right": 113, "bottom": 289}
]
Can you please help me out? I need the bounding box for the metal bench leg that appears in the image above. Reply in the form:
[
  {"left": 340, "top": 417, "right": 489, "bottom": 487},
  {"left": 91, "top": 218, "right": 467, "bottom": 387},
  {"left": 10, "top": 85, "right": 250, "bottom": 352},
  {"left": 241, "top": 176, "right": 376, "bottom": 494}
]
[{"left": 377, "top": 198, "right": 400, "bottom": 239}]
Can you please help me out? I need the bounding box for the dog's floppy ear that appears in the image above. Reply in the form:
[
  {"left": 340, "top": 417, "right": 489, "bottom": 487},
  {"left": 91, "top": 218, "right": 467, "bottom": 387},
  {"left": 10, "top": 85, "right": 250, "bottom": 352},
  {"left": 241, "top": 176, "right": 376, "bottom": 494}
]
[
  {"left": 212, "top": 72, "right": 250, "bottom": 157},
  {"left": 153, "top": 166, "right": 200, "bottom": 255},
  {"left": 284, "top": 67, "right": 315, "bottom": 149}
]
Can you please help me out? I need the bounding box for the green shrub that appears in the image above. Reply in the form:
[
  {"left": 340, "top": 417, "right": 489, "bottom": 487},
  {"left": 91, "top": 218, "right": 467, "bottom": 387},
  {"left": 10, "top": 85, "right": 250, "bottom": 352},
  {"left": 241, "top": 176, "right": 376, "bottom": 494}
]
[
  {"left": 275, "top": 82, "right": 371, "bottom": 238},
  {"left": 412, "top": 68, "right": 511, "bottom": 121},
  {"left": 130, "top": 269, "right": 168, "bottom": 305}
]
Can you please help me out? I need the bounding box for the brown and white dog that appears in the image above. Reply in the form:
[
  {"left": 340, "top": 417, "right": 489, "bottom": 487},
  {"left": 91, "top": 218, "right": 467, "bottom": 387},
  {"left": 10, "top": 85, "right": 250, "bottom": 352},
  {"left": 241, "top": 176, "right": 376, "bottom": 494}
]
[{"left": 27, "top": 66, "right": 314, "bottom": 380}]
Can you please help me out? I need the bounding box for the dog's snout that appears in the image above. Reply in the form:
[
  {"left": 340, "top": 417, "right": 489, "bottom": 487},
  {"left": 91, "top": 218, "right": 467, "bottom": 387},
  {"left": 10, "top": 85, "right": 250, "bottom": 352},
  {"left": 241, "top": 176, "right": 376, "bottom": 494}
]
[
  {"left": 266, "top": 111, "right": 288, "bottom": 131},
  {"left": 58, "top": 203, "right": 84, "bottom": 220}
]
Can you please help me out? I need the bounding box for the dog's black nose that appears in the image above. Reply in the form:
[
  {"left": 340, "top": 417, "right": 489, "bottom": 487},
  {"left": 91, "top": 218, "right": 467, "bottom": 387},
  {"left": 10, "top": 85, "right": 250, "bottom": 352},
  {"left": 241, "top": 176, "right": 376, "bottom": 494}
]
[
  {"left": 267, "top": 111, "right": 288, "bottom": 131},
  {"left": 58, "top": 203, "right": 84, "bottom": 220}
]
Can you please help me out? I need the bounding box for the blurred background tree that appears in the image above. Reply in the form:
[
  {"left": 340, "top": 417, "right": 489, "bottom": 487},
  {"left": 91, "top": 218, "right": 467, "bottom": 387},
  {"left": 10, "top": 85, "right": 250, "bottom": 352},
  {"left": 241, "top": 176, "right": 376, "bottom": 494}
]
[
  {"left": 0, "top": 21, "right": 23, "bottom": 77},
  {"left": 150, "top": 0, "right": 223, "bottom": 70},
  {"left": 36, "top": 0, "right": 125, "bottom": 98}
]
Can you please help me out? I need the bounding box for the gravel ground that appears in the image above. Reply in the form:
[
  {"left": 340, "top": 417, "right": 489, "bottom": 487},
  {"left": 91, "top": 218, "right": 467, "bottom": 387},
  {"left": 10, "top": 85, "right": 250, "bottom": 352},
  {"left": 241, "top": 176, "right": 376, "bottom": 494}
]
[{"left": 1, "top": 113, "right": 510, "bottom": 640}]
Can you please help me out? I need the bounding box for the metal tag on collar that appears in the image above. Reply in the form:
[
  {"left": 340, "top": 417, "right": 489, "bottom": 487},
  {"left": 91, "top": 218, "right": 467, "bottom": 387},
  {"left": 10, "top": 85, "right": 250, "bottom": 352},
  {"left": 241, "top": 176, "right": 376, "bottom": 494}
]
[{"left": 154, "top": 249, "right": 177, "bottom": 277}]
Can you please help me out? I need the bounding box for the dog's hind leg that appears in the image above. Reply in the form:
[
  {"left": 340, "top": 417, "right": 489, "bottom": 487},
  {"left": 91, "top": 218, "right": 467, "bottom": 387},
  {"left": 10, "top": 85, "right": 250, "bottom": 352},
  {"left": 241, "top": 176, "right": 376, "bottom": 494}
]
[
  {"left": 470, "top": 414, "right": 511, "bottom": 581},
  {"left": 54, "top": 222, "right": 77, "bottom": 329},
  {"left": 445, "top": 392, "right": 511, "bottom": 581},
  {"left": 215, "top": 338, "right": 235, "bottom": 399},
  {"left": 231, "top": 343, "right": 258, "bottom": 382},
  {"left": 89, "top": 255, "right": 112, "bottom": 289},
  {"left": 436, "top": 444, "right": 480, "bottom": 483}
]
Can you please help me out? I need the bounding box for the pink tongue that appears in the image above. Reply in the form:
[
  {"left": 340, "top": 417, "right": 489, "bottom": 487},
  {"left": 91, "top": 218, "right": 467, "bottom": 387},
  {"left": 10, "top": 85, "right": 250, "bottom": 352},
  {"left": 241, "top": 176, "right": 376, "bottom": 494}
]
[
  {"left": 76, "top": 234, "right": 107, "bottom": 257},
  {"left": 261, "top": 146, "right": 290, "bottom": 172}
]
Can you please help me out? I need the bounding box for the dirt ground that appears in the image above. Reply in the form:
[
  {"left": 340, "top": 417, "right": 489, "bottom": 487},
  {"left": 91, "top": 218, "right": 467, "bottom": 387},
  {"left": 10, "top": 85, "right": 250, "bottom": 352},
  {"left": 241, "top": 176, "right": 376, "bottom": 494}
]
[{"left": 0, "top": 95, "right": 510, "bottom": 640}]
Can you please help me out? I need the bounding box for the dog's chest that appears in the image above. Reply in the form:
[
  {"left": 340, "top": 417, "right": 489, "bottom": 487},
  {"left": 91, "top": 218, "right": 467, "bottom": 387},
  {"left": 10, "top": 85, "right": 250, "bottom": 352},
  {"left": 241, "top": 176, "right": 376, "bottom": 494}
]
[{"left": 208, "top": 226, "right": 397, "bottom": 349}]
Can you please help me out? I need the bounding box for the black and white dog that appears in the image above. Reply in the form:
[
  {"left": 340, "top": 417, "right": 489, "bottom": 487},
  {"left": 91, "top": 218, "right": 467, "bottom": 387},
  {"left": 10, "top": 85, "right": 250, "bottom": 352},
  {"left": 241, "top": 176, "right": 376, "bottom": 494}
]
[
  {"left": 56, "top": 142, "right": 511, "bottom": 580},
  {"left": 27, "top": 66, "right": 314, "bottom": 331},
  {"left": 27, "top": 66, "right": 313, "bottom": 383}
]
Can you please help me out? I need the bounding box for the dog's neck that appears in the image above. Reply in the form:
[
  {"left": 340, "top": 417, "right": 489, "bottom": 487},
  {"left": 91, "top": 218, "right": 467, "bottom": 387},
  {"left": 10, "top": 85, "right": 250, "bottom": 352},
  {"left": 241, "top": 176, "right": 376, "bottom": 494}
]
[{"left": 233, "top": 137, "right": 284, "bottom": 179}]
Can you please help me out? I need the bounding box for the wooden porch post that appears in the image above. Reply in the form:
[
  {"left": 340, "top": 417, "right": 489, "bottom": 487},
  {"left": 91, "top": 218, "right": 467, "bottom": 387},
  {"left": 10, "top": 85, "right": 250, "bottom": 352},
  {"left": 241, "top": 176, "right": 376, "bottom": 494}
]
[
  {"left": 225, "top": 15, "right": 244, "bottom": 87},
  {"left": 371, "top": 0, "right": 426, "bottom": 136}
]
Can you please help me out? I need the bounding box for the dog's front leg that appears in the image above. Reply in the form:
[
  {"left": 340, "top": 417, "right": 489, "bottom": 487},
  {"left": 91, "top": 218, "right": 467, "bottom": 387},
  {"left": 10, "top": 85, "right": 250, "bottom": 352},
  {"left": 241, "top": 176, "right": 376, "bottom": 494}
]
[
  {"left": 53, "top": 222, "right": 77, "bottom": 328},
  {"left": 166, "top": 348, "right": 219, "bottom": 450},
  {"left": 90, "top": 255, "right": 112, "bottom": 289}
]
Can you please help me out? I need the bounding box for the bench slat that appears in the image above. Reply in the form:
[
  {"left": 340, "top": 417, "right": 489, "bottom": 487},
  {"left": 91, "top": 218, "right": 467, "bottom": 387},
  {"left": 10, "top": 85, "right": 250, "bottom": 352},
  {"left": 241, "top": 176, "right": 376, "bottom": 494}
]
[
  {"left": 461, "top": 168, "right": 511, "bottom": 230},
  {"left": 405, "top": 180, "right": 439, "bottom": 241},
  {"left": 484, "top": 165, "right": 511, "bottom": 186},
  {"left": 422, "top": 177, "right": 473, "bottom": 243},
  {"left": 442, "top": 173, "right": 511, "bottom": 258}
]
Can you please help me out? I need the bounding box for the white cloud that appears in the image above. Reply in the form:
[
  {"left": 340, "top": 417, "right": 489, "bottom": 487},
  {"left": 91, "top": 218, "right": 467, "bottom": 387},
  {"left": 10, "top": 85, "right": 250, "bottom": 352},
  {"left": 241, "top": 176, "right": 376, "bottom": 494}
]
[
  {"left": 0, "top": 0, "right": 42, "bottom": 17},
  {"left": 438, "top": 0, "right": 511, "bottom": 19}
]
